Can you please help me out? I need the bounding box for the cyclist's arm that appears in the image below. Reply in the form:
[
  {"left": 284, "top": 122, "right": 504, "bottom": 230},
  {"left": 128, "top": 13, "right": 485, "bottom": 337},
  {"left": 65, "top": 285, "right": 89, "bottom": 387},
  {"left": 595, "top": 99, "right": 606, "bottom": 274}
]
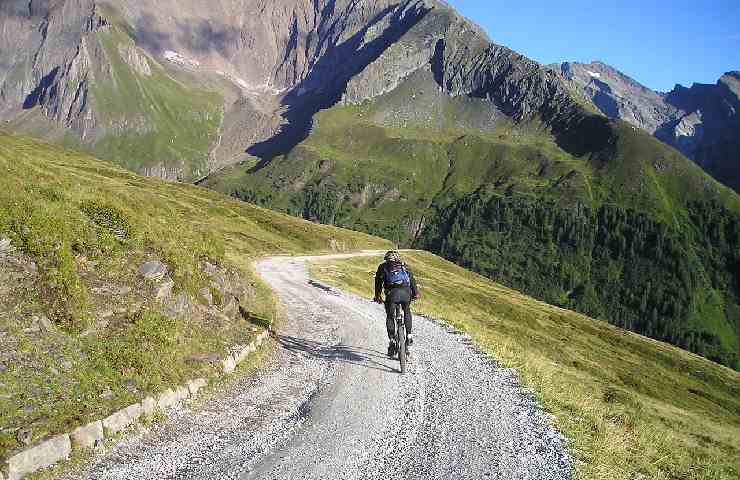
[
  {"left": 408, "top": 269, "right": 419, "bottom": 298},
  {"left": 374, "top": 263, "right": 385, "bottom": 299}
]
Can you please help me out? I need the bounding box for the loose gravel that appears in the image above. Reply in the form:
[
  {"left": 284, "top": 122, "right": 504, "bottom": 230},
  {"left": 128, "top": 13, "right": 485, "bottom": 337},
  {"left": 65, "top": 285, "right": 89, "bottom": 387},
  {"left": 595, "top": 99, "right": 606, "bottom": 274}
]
[{"left": 63, "top": 254, "right": 572, "bottom": 480}]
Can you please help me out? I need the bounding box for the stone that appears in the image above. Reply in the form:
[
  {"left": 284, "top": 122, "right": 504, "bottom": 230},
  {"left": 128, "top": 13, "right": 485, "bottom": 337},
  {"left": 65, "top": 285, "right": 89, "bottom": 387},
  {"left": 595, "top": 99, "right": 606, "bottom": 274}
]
[
  {"left": 157, "top": 389, "right": 179, "bottom": 410},
  {"left": 92, "top": 285, "right": 132, "bottom": 296},
  {"left": 155, "top": 276, "right": 175, "bottom": 301},
  {"left": 102, "top": 403, "right": 141, "bottom": 436},
  {"left": 186, "top": 352, "right": 219, "bottom": 365},
  {"left": 222, "top": 296, "right": 239, "bottom": 316},
  {"left": 202, "top": 262, "right": 218, "bottom": 276},
  {"left": 60, "top": 360, "right": 73, "bottom": 371},
  {"left": 123, "top": 403, "right": 143, "bottom": 423},
  {"left": 222, "top": 356, "right": 236, "bottom": 374},
  {"left": 16, "top": 429, "right": 32, "bottom": 446},
  {"left": 37, "top": 315, "right": 55, "bottom": 332},
  {"left": 198, "top": 288, "right": 213, "bottom": 306},
  {"left": 138, "top": 261, "right": 168, "bottom": 281},
  {"left": 164, "top": 292, "right": 189, "bottom": 318},
  {"left": 187, "top": 378, "right": 207, "bottom": 397},
  {"left": 70, "top": 421, "right": 103, "bottom": 451},
  {"left": 141, "top": 397, "right": 157, "bottom": 417},
  {"left": 6, "top": 434, "right": 71, "bottom": 480},
  {"left": 234, "top": 344, "right": 255, "bottom": 364},
  {"left": 0, "top": 237, "right": 13, "bottom": 254},
  {"left": 175, "top": 386, "right": 189, "bottom": 401},
  {"left": 22, "top": 317, "right": 40, "bottom": 334}
]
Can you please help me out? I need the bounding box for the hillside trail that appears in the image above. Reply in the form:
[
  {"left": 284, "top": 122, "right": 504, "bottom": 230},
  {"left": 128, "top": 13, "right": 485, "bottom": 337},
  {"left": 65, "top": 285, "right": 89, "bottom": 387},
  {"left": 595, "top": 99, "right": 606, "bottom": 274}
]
[{"left": 64, "top": 252, "right": 571, "bottom": 480}]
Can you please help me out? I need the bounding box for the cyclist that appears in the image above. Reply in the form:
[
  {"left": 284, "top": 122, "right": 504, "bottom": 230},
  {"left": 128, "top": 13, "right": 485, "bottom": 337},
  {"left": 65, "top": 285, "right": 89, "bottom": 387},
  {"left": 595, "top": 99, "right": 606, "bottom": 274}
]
[{"left": 373, "top": 251, "right": 420, "bottom": 357}]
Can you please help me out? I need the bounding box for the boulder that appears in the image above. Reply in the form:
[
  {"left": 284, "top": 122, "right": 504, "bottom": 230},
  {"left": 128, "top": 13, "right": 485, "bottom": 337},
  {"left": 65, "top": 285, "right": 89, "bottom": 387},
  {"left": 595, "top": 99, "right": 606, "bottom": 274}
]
[
  {"left": 92, "top": 286, "right": 132, "bottom": 296},
  {"left": 202, "top": 262, "right": 218, "bottom": 276},
  {"left": 138, "top": 261, "right": 168, "bottom": 281},
  {"left": 186, "top": 352, "right": 220, "bottom": 365},
  {"left": 221, "top": 296, "right": 239, "bottom": 316},
  {"left": 164, "top": 292, "right": 189, "bottom": 318},
  {"left": 6, "top": 434, "right": 71, "bottom": 480},
  {"left": 70, "top": 421, "right": 103, "bottom": 450}
]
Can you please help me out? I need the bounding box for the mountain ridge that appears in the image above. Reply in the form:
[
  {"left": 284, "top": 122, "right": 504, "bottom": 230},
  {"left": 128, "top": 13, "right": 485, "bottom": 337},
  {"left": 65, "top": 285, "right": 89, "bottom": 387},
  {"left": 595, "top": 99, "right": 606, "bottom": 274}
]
[{"left": 552, "top": 60, "right": 740, "bottom": 192}]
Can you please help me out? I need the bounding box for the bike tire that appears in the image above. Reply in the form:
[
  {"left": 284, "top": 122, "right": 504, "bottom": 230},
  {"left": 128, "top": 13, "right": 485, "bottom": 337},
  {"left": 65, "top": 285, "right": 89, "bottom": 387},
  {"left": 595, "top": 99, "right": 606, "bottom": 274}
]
[{"left": 398, "top": 323, "right": 407, "bottom": 374}]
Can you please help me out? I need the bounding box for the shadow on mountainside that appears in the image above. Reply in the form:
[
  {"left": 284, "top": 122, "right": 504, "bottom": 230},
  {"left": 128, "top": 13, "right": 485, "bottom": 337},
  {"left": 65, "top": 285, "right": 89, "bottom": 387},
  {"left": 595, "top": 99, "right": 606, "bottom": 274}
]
[{"left": 245, "top": 1, "right": 432, "bottom": 170}]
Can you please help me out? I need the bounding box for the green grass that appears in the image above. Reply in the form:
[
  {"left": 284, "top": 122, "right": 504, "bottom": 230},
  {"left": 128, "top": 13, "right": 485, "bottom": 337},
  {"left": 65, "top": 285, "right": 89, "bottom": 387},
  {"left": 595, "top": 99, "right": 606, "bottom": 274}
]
[
  {"left": 88, "top": 26, "right": 223, "bottom": 181},
  {"left": 0, "top": 132, "right": 391, "bottom": 460},
  {"left": 203, "top": 71, "right": 740, "bottom": 370},
  {"left": 310, "top": 251, "right": 740, "bottom": 480}
]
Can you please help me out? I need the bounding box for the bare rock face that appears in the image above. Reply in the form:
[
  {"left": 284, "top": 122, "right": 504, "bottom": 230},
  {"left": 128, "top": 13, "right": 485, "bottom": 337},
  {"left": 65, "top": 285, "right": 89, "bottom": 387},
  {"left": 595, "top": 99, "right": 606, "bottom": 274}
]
[
  {"left": 554, "top": 61, "right": 679, "bottom": 134},
  {"left": 0, "top": 0, "right": 587, "bottom": 179},
  {"left": 553, "top": 61, "right": 740, "bottom": 192}
]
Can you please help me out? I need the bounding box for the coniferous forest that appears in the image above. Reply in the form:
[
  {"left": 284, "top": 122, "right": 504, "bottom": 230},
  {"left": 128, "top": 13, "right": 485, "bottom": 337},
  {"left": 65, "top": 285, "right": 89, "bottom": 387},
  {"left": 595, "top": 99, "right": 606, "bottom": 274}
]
[{"left": 419, "top": 191, "right": 740, "bottom": 369}]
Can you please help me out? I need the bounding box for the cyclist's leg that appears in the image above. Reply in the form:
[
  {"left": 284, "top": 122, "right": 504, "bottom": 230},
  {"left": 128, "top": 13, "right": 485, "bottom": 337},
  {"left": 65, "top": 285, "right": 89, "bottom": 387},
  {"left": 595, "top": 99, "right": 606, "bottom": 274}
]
[
  {"left": 403, "top": 300, "right": 412, "bottom": 335},
  {"left": 395, "top": 287, "right": 413, "bottom": 344},
  {"left": 383, "top": 294, "right": 395, "bottom": 340}
]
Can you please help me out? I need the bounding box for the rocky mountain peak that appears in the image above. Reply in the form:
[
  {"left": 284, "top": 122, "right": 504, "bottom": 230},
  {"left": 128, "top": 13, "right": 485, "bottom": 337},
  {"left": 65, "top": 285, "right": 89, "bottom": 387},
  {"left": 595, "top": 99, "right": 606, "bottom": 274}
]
[
  {"left": 556, "top": 59, "right": 740, "bottom": 192},
  {"left": 0, "top": 0, "right": 584, "bottom": 179}
]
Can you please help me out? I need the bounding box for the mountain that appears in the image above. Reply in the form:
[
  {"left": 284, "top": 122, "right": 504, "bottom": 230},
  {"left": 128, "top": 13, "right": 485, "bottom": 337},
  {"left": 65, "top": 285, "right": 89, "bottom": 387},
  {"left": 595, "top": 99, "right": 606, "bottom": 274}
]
[
  {"left": 553, "top": 61, "right": 740, "bottom": 192},
  {"left": 1, "top": 1, "right": 739, "bottom": 368},
  {"left": 3, "top": 0, "right": 572, "bottom": 180}
]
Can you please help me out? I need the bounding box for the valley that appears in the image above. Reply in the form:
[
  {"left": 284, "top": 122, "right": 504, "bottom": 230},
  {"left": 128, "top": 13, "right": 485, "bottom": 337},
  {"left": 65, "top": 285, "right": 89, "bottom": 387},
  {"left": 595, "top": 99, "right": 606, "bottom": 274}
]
[{"left": 0, "top": 1, "right": 739, "bottom": 478}]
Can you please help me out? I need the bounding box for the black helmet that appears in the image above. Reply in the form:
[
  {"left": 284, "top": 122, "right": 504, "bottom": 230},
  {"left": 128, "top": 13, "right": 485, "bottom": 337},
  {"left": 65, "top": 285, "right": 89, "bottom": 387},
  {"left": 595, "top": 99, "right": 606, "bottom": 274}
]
[{"left": 384, "top": 250, "right": 402, "bottom": 263}]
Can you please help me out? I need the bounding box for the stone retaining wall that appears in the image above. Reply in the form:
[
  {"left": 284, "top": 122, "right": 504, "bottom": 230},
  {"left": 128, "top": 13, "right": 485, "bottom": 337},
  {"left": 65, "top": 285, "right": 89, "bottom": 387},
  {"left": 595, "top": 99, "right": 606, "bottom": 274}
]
[{"left": 1, "top": 330, "right": 270, "bottom": 480}]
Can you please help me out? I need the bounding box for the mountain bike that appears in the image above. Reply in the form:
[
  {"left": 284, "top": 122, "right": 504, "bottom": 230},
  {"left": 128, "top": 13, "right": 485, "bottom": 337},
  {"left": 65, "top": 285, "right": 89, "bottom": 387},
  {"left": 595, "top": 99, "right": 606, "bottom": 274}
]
[{"left": 393, "top": 303, "right": 408, "bottom": 374}]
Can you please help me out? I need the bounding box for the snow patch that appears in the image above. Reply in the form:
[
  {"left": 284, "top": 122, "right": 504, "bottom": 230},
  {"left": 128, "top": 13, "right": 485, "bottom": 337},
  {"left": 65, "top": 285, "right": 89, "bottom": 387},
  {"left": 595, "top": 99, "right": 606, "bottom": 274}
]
[
  {"left": 215, "top": 70, "right": 287, "bottom": 95},
  {"left": 586, "top": 70, "right": 601, "bottom": 79},
  {"left": 163, "top": 51, "right": 200, "bottom": 68}
]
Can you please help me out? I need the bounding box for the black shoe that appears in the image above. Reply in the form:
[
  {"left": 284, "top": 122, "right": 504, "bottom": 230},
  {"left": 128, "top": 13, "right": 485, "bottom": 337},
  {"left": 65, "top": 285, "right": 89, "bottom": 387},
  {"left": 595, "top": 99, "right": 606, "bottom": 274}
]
[
  {"left": 406, "top": 335, "right": 414, "bottom": 347},
  {"left": 387, "top": 340, "right": 397, "bottom": 357}
]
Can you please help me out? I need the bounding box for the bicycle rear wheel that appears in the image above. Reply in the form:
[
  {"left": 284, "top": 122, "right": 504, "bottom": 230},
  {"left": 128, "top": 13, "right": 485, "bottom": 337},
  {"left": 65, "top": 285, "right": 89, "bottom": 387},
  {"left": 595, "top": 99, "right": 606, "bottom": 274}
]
[{"left": 398, "top": 322, "right": 407, "bottom": 374}]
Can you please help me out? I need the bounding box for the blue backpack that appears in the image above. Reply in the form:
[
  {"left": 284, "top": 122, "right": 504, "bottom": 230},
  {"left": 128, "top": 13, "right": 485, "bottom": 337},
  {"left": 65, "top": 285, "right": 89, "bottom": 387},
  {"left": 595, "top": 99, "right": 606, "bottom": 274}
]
[{"left": 384, "top": 262, "right": 410, "bottom": 287}]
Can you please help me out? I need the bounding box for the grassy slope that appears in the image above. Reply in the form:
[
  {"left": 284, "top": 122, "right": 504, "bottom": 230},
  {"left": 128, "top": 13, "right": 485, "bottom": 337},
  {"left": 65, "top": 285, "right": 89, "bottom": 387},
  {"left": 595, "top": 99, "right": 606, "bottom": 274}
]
[
  {"left": 203, "top": 101, "right": 592, "bottom": 242},
  {"left": 88, "top": 25, "right": 224, "bottom": 181},
  {"left": 311, "top": 252, "right": 740, "bottom": 480},
  {"left": 0, "top": 132, "right": 390, "bottom": 459},
  {"left": 203, "top": 72, "right": 740, "bottom": 369}
]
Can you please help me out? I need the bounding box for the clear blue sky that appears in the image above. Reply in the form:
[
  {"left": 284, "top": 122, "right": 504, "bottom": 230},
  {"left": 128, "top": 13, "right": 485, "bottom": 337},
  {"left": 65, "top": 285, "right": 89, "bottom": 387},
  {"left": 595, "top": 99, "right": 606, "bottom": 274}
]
[{"left": 445, "top": 0, "right": 740, "bottom": 92}]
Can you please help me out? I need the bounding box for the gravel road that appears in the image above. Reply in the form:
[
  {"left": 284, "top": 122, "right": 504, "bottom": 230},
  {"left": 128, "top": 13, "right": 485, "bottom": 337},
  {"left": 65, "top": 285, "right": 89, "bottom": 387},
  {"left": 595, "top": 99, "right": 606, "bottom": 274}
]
[{"left": 66, "top": 254, "right": 571, "bottom": 480}]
